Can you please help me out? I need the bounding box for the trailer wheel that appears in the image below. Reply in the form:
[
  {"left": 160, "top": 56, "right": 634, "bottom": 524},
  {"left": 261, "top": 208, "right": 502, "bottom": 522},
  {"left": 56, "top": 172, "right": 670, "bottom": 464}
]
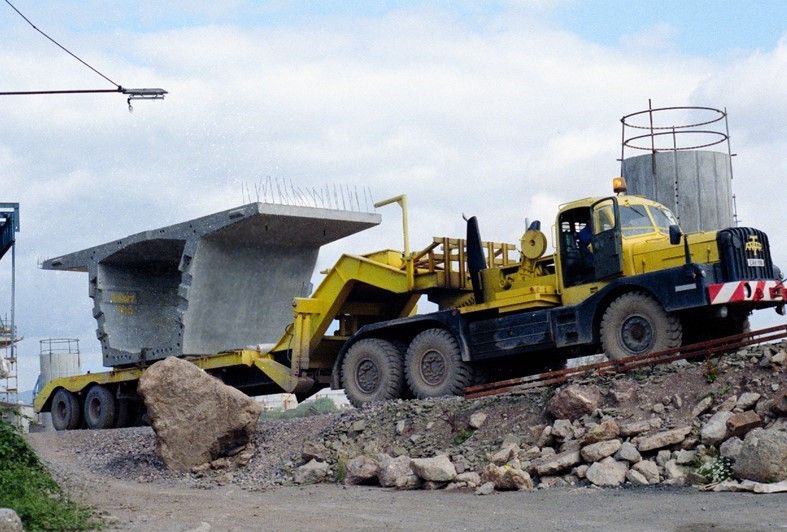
[
  {"left": 601, "top": 292, "right": 682, "bottom": 360},
  {"left": 51, "top": 388, "right": 82, "bottom": 431},
  {"left": 405, "top": 328, "right": 472, "bottom": 398},
  {"left": 342, "top": 338, "right": 404, "bottom": 407},
  {"left": 83, "top": 385, "right": 117, "bottom": 429}
]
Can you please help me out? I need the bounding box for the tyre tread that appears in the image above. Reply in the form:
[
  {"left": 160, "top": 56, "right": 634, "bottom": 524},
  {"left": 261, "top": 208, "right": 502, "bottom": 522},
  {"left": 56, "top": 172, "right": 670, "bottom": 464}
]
[
  {"left": 600, "top": 291, "right": 682, "bottom": 360},
  {"left": 405, "top": 328, "right": 472, "bottom": 398}
]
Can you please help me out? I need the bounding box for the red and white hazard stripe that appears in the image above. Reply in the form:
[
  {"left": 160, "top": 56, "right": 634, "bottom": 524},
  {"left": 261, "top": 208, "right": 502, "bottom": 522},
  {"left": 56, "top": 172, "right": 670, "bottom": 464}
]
[{"left": 707, "top": 280, "right": 787, "bottom": 305}]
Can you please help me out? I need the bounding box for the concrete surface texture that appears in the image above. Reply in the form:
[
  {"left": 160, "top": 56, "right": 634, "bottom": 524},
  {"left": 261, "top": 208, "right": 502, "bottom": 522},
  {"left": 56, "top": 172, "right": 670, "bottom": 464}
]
[
  {"left": 42, "top": 203, "right": 380, "bottom": 366},
  {"left": 622, "top": 150, "right": 734, "bottom": 233}
]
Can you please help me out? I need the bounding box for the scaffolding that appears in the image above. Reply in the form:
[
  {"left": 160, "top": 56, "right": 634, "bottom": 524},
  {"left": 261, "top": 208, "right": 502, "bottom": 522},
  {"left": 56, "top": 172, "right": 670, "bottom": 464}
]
[
  {"left": 0, "top": 204, "right": 19, "bottom": 405},
  {"left": 1, "top": 315, "right": 18, "bottom": 404}
]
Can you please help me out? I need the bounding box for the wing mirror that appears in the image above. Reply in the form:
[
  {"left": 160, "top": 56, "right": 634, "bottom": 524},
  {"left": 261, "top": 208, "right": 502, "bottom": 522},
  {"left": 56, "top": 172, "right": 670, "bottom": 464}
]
[{"left": 669, "top": 225, "right": 682, "bottom": 246}]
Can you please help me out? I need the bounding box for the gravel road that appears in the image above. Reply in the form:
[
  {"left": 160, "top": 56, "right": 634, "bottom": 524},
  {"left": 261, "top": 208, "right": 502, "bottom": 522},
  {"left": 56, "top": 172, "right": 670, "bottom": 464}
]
[{"left": 27, "top": 430, "right": 786, "bottom": 532}]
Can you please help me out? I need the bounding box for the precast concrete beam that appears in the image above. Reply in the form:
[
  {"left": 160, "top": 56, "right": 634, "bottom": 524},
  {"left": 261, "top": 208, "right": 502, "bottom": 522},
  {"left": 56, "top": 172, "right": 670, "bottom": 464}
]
[{"left": 42, "top": 203, "right": 381, "bottom": 367}]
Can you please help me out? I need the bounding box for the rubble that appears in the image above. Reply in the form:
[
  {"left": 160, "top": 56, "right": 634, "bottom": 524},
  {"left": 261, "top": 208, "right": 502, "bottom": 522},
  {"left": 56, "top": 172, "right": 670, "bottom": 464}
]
[{"left": 52, "top": 338, "right": 787, "bottom": 496}]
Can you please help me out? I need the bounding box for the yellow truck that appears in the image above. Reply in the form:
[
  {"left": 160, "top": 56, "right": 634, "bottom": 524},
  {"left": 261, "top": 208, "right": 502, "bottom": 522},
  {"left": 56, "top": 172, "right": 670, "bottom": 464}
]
[{"left": 35, "top": 182, "right": 786, "bottom": 428}]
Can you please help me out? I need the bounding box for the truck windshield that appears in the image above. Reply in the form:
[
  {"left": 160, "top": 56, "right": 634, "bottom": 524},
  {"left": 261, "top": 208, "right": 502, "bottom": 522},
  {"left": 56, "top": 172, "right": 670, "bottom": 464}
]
[
  {"left": 620, "top": 205, "right": 653, "bottom": 236},
  {"left": 649, "top": 206, "right": 678, "bottom": 232}
]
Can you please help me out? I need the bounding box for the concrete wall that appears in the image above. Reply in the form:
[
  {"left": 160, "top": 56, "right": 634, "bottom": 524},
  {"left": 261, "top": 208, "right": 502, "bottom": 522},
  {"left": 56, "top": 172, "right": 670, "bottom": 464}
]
[
  {"left": 42, "top": 203, "right": 380, "bottom": 367},
  {"left": 622, "top": 150, "right": 734, "bottom": 233}
]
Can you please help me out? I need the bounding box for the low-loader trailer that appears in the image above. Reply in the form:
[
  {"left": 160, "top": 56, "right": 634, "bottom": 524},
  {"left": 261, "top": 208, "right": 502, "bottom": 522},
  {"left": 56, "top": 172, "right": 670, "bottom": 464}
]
[{"left": 35, "top": 183, "right": 786, "bottom": 429}]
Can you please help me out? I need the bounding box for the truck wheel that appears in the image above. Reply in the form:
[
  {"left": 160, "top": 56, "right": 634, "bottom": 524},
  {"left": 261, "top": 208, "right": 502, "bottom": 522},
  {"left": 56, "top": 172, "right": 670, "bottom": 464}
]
[
  {"left": 84, "top": 385, "right": 117, "bottom": 429},
  {"left": 405, "top": 328, "right": 472, "bottom": 398},
  {"left": 342, "top": 338, "right": 404, "bottom": 407},
  {"left": 51, "top": 388, "right": 82, "bottom": 431},
  {"left": 601, "top": 292, "right": 682, "bottom": 360}
]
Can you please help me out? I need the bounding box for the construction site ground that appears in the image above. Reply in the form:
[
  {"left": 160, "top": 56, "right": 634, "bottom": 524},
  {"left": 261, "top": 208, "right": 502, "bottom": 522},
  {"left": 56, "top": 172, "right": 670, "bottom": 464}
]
[
  {"left": 26, "top": 339, "right": 787, "bottom": 531},
  {"left": 17, "top": 444, "right": 787, "bottom": 532}
]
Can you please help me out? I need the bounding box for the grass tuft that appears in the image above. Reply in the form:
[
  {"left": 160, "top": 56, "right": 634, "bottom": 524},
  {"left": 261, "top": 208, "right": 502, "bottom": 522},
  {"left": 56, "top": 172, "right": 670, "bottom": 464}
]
[{"left": 0, "top": 418, "right": 99, "bottom": 531}]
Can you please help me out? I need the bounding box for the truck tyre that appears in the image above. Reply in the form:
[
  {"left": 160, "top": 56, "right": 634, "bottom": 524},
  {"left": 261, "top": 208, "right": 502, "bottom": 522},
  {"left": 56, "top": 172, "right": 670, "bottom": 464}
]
[
  {"left": 601, "top": 292, "right": 682, "bottom": 360},
  {"left": 342, "top": 338, "right": 404, "bottom": 407},
  {"left": 51, "top": 388, "right": 82, "bottom": 431},
  {"left": 83, "top": 385, "right": 117, "bottom": 429},
  {"left": 405, "top": 328, "right": 472, "bottom": 398}
]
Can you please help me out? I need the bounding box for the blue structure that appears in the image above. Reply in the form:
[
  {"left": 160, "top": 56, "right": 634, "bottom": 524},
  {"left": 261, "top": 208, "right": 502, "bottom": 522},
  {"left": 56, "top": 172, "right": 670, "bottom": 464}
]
[{"left": 0, "top": 203, "right": 20, "bottom": 261}]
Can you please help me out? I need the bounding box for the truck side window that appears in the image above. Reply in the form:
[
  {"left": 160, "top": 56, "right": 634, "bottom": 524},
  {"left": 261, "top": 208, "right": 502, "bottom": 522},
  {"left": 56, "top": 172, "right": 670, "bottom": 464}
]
[{"left": 592, "top": 200, "right": 616, "bottom": 235}]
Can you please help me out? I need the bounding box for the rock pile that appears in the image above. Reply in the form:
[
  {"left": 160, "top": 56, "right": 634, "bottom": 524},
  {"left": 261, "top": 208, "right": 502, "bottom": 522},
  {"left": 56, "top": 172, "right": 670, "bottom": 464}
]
[
  {"left": 289, "top": 340, "right": 786, "bottom": 494},
  {"left": 138, "top": 357, "right": 262, "bottom": 472}
]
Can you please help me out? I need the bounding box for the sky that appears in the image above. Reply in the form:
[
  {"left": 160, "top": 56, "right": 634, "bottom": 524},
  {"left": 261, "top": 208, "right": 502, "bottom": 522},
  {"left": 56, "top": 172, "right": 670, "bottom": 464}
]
[{"left": 1, "top": 0, "right": 786, "bottom": 396}]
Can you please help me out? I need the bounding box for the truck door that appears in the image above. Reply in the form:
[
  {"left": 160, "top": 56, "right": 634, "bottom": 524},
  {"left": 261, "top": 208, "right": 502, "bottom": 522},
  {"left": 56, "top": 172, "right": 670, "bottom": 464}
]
[{"left": 591, "top": 197, "right": 622, "bottom": 280}]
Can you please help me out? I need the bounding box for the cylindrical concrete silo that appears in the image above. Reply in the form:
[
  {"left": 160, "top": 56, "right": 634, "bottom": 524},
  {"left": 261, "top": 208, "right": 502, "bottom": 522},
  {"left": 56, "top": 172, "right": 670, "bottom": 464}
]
[
  {"left": 39, "top": 339, "right": 81, "bottom": 385},
  {"left": 37, "top": 338, "right": 81, "bottom": 431},
  {"left": 620, "top": 103, "right": 737, "bottom": 233}
]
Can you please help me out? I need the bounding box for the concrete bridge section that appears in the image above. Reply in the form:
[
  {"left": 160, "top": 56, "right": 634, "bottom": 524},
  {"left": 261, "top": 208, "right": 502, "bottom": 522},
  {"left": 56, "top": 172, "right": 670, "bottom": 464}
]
[{"left": 42, "top": 203, "right": 380, "bottom": 367}]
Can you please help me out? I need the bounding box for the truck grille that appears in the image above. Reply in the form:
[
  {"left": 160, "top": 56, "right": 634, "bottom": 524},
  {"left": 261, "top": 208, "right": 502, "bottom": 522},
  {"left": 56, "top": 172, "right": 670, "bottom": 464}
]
[{"left": 717, "top": 227, "right": 774, "bottom": 281}]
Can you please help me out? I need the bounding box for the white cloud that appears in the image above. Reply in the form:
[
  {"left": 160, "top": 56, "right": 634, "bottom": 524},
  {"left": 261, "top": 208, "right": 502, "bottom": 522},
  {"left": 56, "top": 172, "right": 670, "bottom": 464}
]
[
  {"left": 620, "top": 22, "right": 677, "bottom": 52},
  {"left": 1, "top": 7, "right": 785, "bottom": 393}
]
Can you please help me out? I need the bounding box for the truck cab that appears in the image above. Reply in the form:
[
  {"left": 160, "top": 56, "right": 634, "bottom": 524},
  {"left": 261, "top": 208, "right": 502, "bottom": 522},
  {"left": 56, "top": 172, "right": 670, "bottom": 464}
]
[{"left": 555, "top": 194, "right": 699, "bottom": 306}]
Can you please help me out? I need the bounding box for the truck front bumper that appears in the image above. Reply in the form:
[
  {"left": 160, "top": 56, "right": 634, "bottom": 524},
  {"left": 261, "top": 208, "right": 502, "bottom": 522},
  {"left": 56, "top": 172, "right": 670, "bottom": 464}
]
[{"left": 707, "top": 279, "right": 787, "bottom": 305}]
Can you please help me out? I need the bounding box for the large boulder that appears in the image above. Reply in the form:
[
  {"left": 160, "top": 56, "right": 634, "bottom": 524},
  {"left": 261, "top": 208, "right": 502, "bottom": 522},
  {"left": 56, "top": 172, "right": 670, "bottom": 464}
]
[
  {"left": 581, "top": 439, "right": 621, "bottom": 462},
  {"left": 294, "top": 459, "right": 330, "bottom": 484},
  {"left": 583, "top": 419, "right": 619, "bottom": 444},
  {"left": 632, "top": 460, "right": 660, "bottom": 484},
  {"left": 377, "top": 454, "right": 412, "bottom": 487},
  {"left": 585, "top": 457, "right": 627, "bottom": 487},
  {"left": 636, "top": 426, "right": 691, "bottom": 452},
  {"left": 614, "top": 441, "right": 642, "bottom": 464},
  {"left": 482, "top": 464, "right": 533, "bottom": 491},
  {"left": 410, "top": 455, "right": 457, "bottom": 482},
  {"left": 345, "top": 455, "right": 380, "bottom": 485},
  {"left": 547, "top": 384, "right": 601, "bottom": 420},
  {"left": 137, "top": 356, "right": 263, "bottom": 472},
  {"left": 533, "top": 450, "right": 581, "bottom": 476},
  {"left": 733, "top": 426, "right": 787, "bottom": 483}
]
